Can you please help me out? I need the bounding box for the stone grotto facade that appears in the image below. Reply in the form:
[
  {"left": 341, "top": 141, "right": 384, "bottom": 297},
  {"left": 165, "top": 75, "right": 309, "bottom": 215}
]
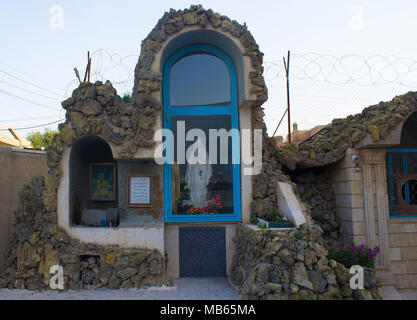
[{"left": 0, "top": 5, "right": 388, "bottom": 298}]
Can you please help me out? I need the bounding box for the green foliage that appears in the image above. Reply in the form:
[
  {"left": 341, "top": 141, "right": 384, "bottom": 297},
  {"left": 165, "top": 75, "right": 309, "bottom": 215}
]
[
  {"left": 329, "top": 238, "right": 380, "bottom": 269},
  {"left": 293, "top": 230, "right": 302, "bottom": 240},
  {"left": 26, "top": 128, "right": 59, "bottom": 149},
  {"left": 122, "top": 93, "right": 132, "bottom": 103},
  {"left": 250, "top": 214, "right": 258, "bottom": 225},
  {"left": 264, "top": 200, "right": 288, "bottom": 222},
  {"left": 252, "top": 200, "right": 290, "bottom": 227}
]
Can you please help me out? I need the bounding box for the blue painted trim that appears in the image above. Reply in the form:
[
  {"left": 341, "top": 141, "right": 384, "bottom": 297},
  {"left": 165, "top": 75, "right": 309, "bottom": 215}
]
[
  {"left": 167, "top": 106, "right": 233, "bottom": 116},
  {"left": 390, "top": 215, "right": 417, "bottom": 218},
  {"left": 387, "top": 148, "right": 417, "bottom": 152},
  {"left": 162, "top": 44, "right": 241, "bottom": 223},
  {"left": 403, "top": 153, "right": 410, "bottom": 204}
]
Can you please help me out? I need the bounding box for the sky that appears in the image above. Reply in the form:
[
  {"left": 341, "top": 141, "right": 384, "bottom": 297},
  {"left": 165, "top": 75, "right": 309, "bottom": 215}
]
[{"left": 0, "top": 0, "right": 416, "bottom": 140}]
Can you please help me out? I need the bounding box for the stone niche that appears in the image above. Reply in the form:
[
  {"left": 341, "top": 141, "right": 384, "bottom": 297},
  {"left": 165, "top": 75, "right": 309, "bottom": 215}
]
[
  {"left": 69, "top": 136, "right": 119, "bottom": 227},
  {"left": 69, "top": 135, "right": 162, "bottom": 228}
]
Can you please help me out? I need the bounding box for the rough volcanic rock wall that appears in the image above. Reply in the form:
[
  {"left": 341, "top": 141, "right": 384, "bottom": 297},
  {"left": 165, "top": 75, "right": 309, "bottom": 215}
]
[
  {"left": 231, "top": 223, "right": 381, "bottom": 300},
  {"left": 133, "top": 5, "right": 268, "bottom": 110},
  {"left": 250, "top": 107, "right": 291, "bottom": 221},
  {"left": 278, "top": 91, "right": 417, "bottom": 169},
  {"left": 0, "top": 176, "right": 165, "bottom": 290},
  {"left": 292, "top": 170, "right": 340, "bottom": 249}
]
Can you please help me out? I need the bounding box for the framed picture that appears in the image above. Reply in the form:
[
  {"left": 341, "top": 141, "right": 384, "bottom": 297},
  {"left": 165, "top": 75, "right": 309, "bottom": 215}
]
[
  {"left": 89, "top": 162, "right": 116, "bottom": 201},
  {"left": 127, "top": 174, "right": 152, "bottom": 207}
]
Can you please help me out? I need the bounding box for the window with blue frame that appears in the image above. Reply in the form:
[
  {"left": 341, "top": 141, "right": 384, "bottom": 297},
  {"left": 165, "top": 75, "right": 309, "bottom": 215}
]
[
  {"left": 162, "top": 44, "right": 241, "bottom": 223},
  {"left": 387, "top": 150, "right": 417, "bottom": 216},
  {"left": 387, "top": 112, "right": 417, "bottom": 217}
]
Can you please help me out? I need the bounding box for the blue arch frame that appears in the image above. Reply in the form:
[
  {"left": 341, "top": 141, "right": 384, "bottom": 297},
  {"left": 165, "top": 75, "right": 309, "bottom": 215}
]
[{"left": 162, "top": 44, "right": 241, "bottom": 223}]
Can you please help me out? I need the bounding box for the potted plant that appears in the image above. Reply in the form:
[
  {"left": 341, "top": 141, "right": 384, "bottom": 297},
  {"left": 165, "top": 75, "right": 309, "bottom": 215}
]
[{"left": 256, "top": 200, "right": 293, "bottom": 228}]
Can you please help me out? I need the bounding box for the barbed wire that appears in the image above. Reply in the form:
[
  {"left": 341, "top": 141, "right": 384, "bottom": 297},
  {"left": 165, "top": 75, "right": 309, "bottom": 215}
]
[
  {"left": 64, "top": 50, "right": 417, "bottom": 98},
  {"left": 65, "top": 49, "right": 139, "bottom": 97},
  {"left": 264, "top": 52, "right": 417, "bottom": 88}
]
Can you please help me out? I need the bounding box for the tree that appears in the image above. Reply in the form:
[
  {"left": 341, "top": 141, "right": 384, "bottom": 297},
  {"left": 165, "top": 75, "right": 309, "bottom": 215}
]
[
  {"left": 122, "top": 93, "right": 132, "bottom": 103},
  {"left": 26, "top": 128, "right": 59, "bottom": 149}
]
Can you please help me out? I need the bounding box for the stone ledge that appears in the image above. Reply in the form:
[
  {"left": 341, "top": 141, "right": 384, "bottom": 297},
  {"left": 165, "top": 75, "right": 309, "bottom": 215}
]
[{"left": 244, "top": 223, "right": 295, "bottom": 232}]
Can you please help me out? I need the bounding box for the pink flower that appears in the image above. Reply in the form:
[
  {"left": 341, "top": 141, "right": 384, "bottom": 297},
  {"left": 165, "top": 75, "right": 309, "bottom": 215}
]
[
  {"left": 354, "top": 257, "right": 359, "bottom": 262},
  {"left": 215, "top": 194, "right": 222, "bottom": 202},
  {"left": 374, "top": 246, "right": 380, "bottom": 253}
]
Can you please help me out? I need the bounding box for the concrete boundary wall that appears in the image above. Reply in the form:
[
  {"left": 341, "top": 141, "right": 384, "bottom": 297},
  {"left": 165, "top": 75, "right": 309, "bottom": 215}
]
[{"left": 0, "top": 146, "right": 46, "bottom": 268}]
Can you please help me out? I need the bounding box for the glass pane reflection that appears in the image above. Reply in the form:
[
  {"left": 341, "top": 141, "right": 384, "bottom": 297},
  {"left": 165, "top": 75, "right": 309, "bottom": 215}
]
[
  {"left": 169, "top": 54, "right": 231, "bottom": 106},
  {"left": 171, "top": 115, "right": 234, "bottom": 215}
]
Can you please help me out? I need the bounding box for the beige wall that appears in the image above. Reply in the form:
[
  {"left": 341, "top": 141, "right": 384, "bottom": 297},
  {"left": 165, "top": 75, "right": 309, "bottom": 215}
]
[
  {"left": 0, "top": 146, "right": 47, "bottom": 268},
  {"left": 388, "top": 218, "right": 417, "bottom": 288},
  {"left": 328, "top": 148, "right": 367, "bottom": 245}
]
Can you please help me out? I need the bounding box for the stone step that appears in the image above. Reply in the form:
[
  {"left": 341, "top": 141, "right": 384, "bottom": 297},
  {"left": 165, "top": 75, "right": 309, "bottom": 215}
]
[
  {"left": 376, "top": 268, "right": 396, "bottom": 286},
  {"left": 378, "top": 286, "right": 402, "bottom": 300}
]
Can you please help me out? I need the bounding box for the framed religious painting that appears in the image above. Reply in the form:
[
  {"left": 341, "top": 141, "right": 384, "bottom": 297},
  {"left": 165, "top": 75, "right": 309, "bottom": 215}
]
[
  {"left": 89, "top": 162, "right": 116, "bottom": 201},
  {"left": 127, "top": 174, "right": 152, "bottom": 207}
]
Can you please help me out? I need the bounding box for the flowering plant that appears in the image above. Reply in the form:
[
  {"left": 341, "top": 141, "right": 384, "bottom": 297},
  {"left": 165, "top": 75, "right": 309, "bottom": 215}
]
[
  {"left": 188, "top": 207, "right": 206, "bottom": 214},
  {"left": 264, "top": 200, "right": 283, "bottom": 222},
  {"left": 188, "top": 194, "right": 223, "bottom": 214},
  {"left": 207, "top": 194, "right": 223, "bottom": 213},
  {"left": 329, "top": 238, "right": 380, "bottom": 269}
]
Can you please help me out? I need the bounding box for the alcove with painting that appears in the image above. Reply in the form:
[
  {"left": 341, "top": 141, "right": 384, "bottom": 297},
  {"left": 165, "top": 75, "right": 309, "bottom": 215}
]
[
  {"left": 69, "top": 136, "right": 119, "bottom": 227},
  {"left": 69, "top": 135, "right": 163, "bottom": 228}
]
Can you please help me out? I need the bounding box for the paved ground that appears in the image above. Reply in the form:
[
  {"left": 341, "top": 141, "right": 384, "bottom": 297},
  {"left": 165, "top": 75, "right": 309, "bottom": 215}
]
[
  {"left": 379, "top": 286, "right": 417, "bottom": 300},
  {"left": 2, "top": 279, "right": 416, "bottom": 300},
  {"left": 0, "top": 277, "right": 241, "bottom": 300},
  {"left": 398, "top": 289, "right": 417, "bottom": 300}
]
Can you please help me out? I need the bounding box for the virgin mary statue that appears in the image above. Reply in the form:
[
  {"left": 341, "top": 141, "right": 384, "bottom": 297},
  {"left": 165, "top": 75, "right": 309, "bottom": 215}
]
[{"left": 185, "top": 141, "right": 212, "bottom": 208}]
